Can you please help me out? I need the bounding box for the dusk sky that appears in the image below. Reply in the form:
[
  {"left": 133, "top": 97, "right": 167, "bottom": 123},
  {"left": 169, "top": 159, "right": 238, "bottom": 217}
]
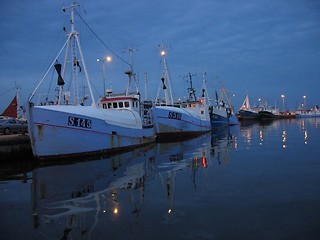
[{"left": 1, "top": 0, "right": 320, "bottom": 114}]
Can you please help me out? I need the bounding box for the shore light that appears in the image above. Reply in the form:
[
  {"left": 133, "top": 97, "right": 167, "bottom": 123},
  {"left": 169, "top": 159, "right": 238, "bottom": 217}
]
[{"left": 281, "top": 94, "right": 285, "bottom": 111}]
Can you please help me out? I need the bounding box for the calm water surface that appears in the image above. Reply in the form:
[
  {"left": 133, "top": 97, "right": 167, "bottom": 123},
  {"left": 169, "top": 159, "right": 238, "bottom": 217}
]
[{"left": 0, "top": 118, "right": 319, "bottom": 240}]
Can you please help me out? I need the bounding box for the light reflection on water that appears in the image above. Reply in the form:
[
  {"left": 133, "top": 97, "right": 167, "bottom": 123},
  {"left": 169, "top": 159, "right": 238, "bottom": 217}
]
[{"left": 0, "top": 118, "right": 320, "bottom": 239}]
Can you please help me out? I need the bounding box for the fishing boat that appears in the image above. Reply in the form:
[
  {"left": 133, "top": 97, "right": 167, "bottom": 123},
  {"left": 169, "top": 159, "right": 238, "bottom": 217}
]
[
  {"left": 295, "top": 105, "right": 320, "bottom": 118},
  {"left": 210, "top": 98, "right": 229, "bottom": 128},
  {"left": 153, "top": 49, "right": 211, "bottom": 139},
  {"left": 258, "top": 100, "right": 280, "bottom": 119},
  {"left": 238, "top": 94, "right": 259, "bottom": 120},
  {"left": 26, "top": 3, "right": 155, "bottom": 159},
  {"left": 258, "top": 107, "right": 280, "bottom": 119},
  {"left": 211, "top": 86, "right": 238, "bottom": 126}
]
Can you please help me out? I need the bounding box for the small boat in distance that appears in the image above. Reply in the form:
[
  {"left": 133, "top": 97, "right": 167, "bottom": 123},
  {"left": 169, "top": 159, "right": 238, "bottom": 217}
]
[
  {"left": 238, "top": 94, "right": 259, "bottom": 120},
  {"left": 258, "top": 100, "right": 280, "bottom": 119},
  {"left": 295, "top": 105, "right": 320, "bottom": 118},
  {"left": 26, "top": 3, "right": 155, "bottom": 159},
  {"left": 258, "top": 107, "right": 280, "bottom": 119},
  {"left": 152, "top": 49, "right": 211, "bottom": 139}
]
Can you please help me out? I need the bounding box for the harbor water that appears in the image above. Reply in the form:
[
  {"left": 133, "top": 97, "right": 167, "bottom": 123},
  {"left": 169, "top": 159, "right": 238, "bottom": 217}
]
[{"left": 0, "top": 118, "right": 319, "bottom": 239}]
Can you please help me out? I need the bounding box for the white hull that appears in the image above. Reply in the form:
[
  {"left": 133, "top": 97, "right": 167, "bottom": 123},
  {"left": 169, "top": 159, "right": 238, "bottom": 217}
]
[
  {"left": 295, "top": 112, "right": 320, "bottom": 118},
  {"left": 27, "top": 104, "right": 155, "bottom": 159},
  {"left": 153, "top": 106, "right": 211, "bottom": 137}
]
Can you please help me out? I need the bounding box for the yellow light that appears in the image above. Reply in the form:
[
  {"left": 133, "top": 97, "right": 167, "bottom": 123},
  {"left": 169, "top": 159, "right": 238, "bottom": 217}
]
[
  {"left": 114, "top": 208, "right": 118, "bottom": 214},
  {"left": 161, "top": 50, "right": 166, "bottom": 56},
  {"left": 106, "top": 56, "right": 112, "bottom": 62}
]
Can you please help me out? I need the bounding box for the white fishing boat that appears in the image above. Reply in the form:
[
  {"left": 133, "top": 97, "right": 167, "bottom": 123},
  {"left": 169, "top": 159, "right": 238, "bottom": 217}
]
[
  {"left": 238, "top": 94, "right": 259, "bottom": 120},
  {"left": 295, "top": 105, "right": 320, "bottom": 118},
  {"left": 26, "top": 3, "right": 155, "bottom": 159},
  {"left": 153, "top": 49, "right": 211, "bottom": 139}
]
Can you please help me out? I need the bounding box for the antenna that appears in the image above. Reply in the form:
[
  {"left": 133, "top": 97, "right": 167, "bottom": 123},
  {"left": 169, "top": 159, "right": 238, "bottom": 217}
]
[
  {"left": 124, "top": 47, "right": 139, "bottom": 95},
  {"left": 185, "top": 73, "right": 197, "bottom": 101}
]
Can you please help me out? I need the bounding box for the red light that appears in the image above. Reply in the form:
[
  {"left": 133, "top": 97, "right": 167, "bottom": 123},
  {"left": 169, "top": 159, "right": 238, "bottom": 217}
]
[{"left": 201, "top": 157, "right": 207, "bottom": 168}]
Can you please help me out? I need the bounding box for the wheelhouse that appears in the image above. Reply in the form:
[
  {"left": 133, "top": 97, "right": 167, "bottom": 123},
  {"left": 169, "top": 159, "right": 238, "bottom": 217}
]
[{"left": 99, "top": 94, "right": 140, "bottom": 113}]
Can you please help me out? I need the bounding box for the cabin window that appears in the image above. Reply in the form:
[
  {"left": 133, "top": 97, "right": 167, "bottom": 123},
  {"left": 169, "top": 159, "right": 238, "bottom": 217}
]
[
  {"left": 125, "top": 101, "right": 129, "bottom": 108},
  {"left": 107, "top": 103, "right": 112, "bottom": 109},
  {"left": 119, "top": 102, "right": 124, "bottom": 108},
  {"left": 201, "top": 110, "right": 204, "bottom": 115},
  {"left": 102, "top": 103, "right": 107, "bottom": 109},
  {"left": 113, "top": 102, "right": 118, "bottom": 108}
]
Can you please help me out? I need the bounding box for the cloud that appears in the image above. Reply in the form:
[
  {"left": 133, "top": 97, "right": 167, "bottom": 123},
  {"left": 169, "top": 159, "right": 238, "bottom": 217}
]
[{"left": 0, "top": 0, "right": 319, "bottom": 112}]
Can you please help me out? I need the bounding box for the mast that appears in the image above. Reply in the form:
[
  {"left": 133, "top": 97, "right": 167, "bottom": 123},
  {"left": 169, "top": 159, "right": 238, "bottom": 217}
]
[
  {"left": 201, "top": 71, "right": 212, "bottom": 106},
  {"left": 29, "top": 2, "right": 96, "bottom": 106},
  {"left": 156, "top": 47, "right": 173, "bottom": 105},
  {"left": 125, "top": 48, "right": 139, "bottom": 96},
  {"left": 241, "top": 94, "right": 250, "bottom": 110},
  {"left": 221, "top": 86, "right": 233, "bottom": 110},
  {"left": 144, "top": 72, "right": 148, "bottom": 100},
  {"left": 58, "top": 2, "right": 96, "bottom": 106},
  {"left": 187, "top": 73, "right": 196, "bottom": 101}
]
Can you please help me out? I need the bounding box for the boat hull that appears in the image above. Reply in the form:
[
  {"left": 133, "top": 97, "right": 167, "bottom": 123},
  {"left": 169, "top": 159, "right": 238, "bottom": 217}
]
[
  {"left": 153, "top": 106, "right": 211, "bottom": 139},
  {"left": 210, "top": 107, "right": 229, "bottom": 128},
  {"left": 238, "top": 109, "right": 259, "bottom": 120},
  {"left": 258, "top": 110, "right": 279, "bottom": 119},
  {"left": 27, "top": 104, "right": 155, "bottom": 159},
  {"left": 295, "top": 112, "right": 320, "bottom": 118}
]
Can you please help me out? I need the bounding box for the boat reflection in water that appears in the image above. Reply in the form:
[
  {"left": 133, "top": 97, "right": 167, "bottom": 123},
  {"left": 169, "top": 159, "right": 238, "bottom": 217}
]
[
  {"left": 31, "top": 143, "right": 156, "bottom": 239},
  {"left": 31, "top": 129, "right": 236, "bottom": 239},
  {"left": 238, "top": 117, "right": 320, "bottom": 150}
]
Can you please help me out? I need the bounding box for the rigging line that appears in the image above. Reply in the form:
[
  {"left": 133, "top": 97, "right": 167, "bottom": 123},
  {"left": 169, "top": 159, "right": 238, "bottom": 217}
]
[{"left": 74, "top": 9, "right": 130, "bottom": 66}]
